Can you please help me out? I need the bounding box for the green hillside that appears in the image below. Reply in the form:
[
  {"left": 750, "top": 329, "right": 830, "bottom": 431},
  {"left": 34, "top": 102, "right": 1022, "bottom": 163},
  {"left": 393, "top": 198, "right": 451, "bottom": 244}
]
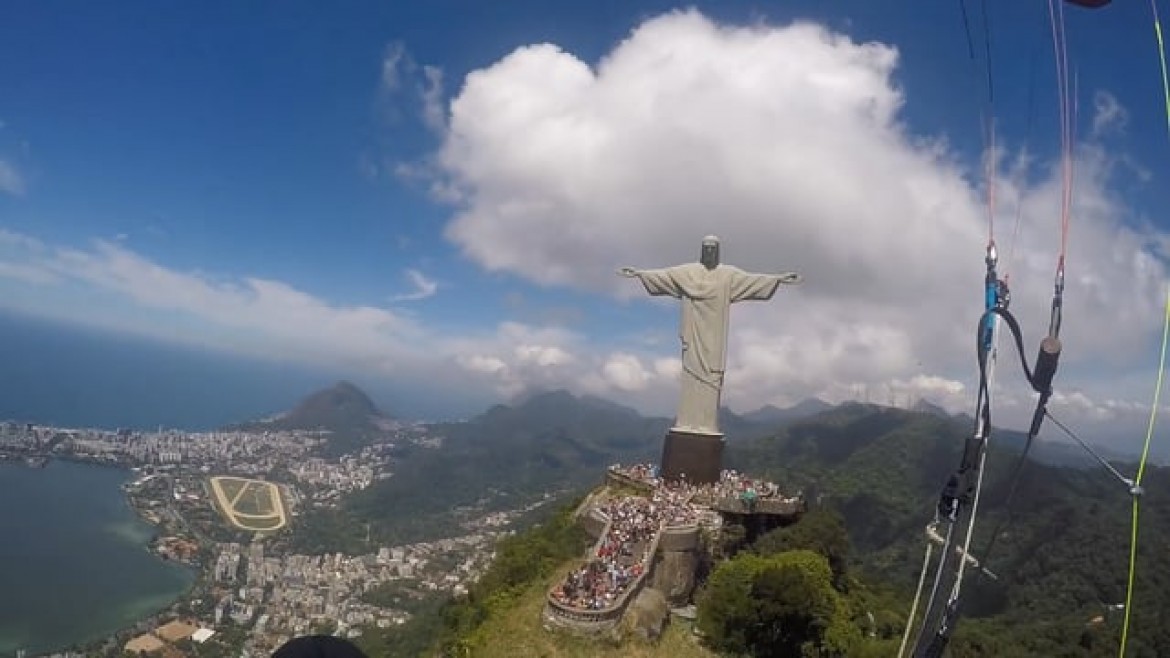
[
  {"left": 727, "top": 404, "right": 1170, "bottom": 657},
  {"left": 286, "top": 387, "right": 1170, "bottom": 656},
  {"left": 375, "top": 496, "right": 902, "bottom": 658}
]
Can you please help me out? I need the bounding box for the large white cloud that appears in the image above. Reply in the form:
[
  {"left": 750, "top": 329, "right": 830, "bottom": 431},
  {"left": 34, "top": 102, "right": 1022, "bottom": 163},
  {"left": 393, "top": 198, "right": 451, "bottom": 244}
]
[
  {"left": 427, "top": 9, "right": 1170, "bottom": 441},
  {"left": 1, "top": 9, "right": 1167, "bottom": 452},
  {"left": 0, "top": 230, "right": 589, "bottom": 407}
]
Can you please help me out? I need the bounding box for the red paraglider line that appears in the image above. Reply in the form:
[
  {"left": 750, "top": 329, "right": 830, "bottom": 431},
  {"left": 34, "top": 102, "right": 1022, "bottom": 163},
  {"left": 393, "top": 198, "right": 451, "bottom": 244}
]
[
  {"left": 1047, "top": 0, "right": 1074, "bottom": 267},
  {"left": 898, "top": 5, "right": 1098, "bottom": 657}
]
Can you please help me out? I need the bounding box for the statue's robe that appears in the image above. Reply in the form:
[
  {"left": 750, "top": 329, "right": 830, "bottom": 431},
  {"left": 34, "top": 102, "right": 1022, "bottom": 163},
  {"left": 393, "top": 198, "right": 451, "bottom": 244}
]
[{"left": 633, "top": 263, "right": 787, "bottom": 434}]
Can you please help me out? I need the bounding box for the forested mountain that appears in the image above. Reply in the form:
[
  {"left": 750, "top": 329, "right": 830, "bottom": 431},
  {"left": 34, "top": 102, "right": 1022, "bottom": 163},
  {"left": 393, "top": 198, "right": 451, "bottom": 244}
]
[
  {"left": 343, "top": 390, "right": 670, "bottom": 543},
  {"left": 727, "top": 403, "right": 1170, "bottom": 657},
  {"left": 271, "top": 383, "right": 1170, "bottom": 655},
  {"left": 287, "top": 386, "right": 829, "bottom": 548}
]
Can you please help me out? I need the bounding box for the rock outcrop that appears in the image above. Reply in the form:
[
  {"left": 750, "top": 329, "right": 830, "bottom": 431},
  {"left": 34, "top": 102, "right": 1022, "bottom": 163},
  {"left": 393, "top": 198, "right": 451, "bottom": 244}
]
[
  {"left": 621, "top": 587, "right": 670, "bottom": 642},
  {"left": 649, "top": 548, "right": 699, "bottom": 607}
]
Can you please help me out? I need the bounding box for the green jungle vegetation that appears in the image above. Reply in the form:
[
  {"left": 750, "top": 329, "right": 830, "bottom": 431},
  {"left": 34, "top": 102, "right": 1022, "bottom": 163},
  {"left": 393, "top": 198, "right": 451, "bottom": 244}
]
[
  {"left": 377, "top": 497, "right": 904, "bottom": 656},
  {"left": 288, "top": 389, "right": 817, "bottom": 552},
  {"left": 293, "top": 390, "right": 673, "bottom": 551},
  {"left": 275, "top": 383, "right": 1170, "bottom": 656},
  {"left": 725, "top": 403, "right": 1170, "bottom": 657}
]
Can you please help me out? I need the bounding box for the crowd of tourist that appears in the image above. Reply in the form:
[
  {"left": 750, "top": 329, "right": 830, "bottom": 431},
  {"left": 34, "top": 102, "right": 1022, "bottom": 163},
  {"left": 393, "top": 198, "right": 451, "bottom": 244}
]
[
  {"left": 702, "top": 467, "right": 779, "bottom": 501},
  {"left": 550, "top": 496, "right": 664, "bottom": 610},
  {"left": 548, "top": 463, "right": 798, "bottom": 613},
  {"left": 611, "top": 462, "right": 782, "bottom": 502},
  {"left": 656, "top": 484, "right": 699, "bottom": 527}
]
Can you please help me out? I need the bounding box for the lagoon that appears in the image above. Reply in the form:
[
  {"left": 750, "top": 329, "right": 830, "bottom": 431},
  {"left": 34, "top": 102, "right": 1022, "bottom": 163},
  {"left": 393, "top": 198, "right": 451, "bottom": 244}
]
[{"left": 0, "top": 460, "right": 194, "bottom": 657}]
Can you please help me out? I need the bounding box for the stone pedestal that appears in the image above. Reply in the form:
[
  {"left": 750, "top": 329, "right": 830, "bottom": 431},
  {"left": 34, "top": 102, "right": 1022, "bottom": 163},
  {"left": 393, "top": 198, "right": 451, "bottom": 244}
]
[{"left": 660, "top": 428, "right": 723, "bottom": 485}]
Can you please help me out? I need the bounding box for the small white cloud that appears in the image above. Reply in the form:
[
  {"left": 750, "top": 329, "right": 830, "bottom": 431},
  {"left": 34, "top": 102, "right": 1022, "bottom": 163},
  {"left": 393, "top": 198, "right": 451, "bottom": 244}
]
[
  {"left": 421, "top": 65, "right": 446, "bottom": 133},
  {"left": 0, "top": 229, "right": 45, "bottom": 250},
  {"left": 515, "top": 344, "right": 574, "bottom": 367},
  {"left": 0, "top": 233, "right": 427, "bottom": 369},
  {"left": 1092, "top": 90, "right": 1128, "bottom": 138},
  {"left": 458, "top": 354, "right": 508, "bottom": 375},
  {"left": 0, "top": 261, "right": 58, "bottom": 284},
  {"left": 445, "top": 321, "right": 585, "bottom": 397},
  {"left": 0, "top": 159, "right": 26, "bottom": 196},
  {"left": 602, "top": 353, "right": 652, "bottom": 391},
  {"left": 390, "top": 268, "right": 438, "bottom": 302},
  {"left": 381, "top": 42, "right": 410, "bottom": 91},
  {"left": 377, "top": 42, "right": 447, "bottom": 134},
  {"left": 654, "top": 357, "right": 682, "bottom": 379}
]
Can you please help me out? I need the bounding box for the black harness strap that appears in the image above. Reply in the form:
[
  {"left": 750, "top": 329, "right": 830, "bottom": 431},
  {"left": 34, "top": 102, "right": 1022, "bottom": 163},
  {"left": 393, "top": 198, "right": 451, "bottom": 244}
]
[{"left": 915, "top": 298, "right": 1064, "bottom": 656}]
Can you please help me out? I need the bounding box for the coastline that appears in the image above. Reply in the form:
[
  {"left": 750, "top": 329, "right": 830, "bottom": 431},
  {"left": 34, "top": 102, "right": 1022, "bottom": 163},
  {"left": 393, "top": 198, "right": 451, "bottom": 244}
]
[
  {"left": 96, "top": 462, "right": 206, "bottom": 657},
  {"left": 0, "top": 457, "right": 202, "bottom": 658},
  {"left": 0, "top": 418, "right": 410, "bottom": 658}
]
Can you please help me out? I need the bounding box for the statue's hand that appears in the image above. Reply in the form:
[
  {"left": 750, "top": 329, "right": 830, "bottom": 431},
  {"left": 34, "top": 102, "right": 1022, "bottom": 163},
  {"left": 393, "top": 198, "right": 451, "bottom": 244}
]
[{"left": 617, "top": 267, "right": 639, "bottom": 278}]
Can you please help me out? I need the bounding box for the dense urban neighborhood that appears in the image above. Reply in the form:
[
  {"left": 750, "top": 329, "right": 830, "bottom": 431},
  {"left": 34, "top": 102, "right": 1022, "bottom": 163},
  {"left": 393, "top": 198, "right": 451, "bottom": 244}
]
[{"left": 0, "top": 416, "right": 549, "bottom": 658}]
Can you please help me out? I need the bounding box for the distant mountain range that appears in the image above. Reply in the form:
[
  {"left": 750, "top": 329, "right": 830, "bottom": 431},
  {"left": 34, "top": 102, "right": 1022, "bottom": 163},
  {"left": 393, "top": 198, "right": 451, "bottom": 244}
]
[
  {"left": 272, "top": 383, "right": 840, "bottom": 547},
  {"left": 262, "top": 381, "right": 1145, "bottom": 554},
  {"left": 247, "top": 381, "right": 1137, "bottom": 468},
  {"left": 268, "top": 381, "right": 1170, "bottom": 654},
  {"left": 242, "top": 380, "right": 839, "bottom": 458},
  {"left": 739, "top": 398, "right": 835, "bottom": 426}
]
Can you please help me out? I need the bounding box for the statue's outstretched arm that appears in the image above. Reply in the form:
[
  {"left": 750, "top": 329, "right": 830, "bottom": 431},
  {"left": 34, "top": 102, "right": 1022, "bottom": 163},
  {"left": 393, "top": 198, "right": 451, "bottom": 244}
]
[
  {"left": 728, "top": 267, "right": 802, "bottom": 302},
  {"left": 619, "top": 266, "right": 685, "bottom": 298}
]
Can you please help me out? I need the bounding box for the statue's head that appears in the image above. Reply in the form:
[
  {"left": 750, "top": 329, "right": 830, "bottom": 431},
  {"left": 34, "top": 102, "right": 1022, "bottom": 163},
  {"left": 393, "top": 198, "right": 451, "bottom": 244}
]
[{"left": 700, "top": 235, "right": 720, "bottom": 269}]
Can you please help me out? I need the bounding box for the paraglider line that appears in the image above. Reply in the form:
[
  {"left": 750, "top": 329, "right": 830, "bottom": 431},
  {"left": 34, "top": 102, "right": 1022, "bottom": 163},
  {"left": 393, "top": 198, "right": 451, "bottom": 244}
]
[
  {"left": 959, "top": 0, "right": 977, "bottom": 61},
  {"left": 1152, "top": 0, "right": 1170, "bottom": 140},
  {"left": 1048, "top": 0, "right": 1075, "bottom": 265},
  {"left": 1119, "top": 285, "right": 1170, "bottom": 657},
  {"left": 958, "top": 0, "right": 998, "bottom": 243},
  {"left": 897, "top": 539, "right": 936, "bottom": 657},
  {"left": 981, "top": 0, "right": 995, "bottom": 104},
  {"left": 1045, "top": 410, "right": 1132, "bottom": 489},
  {"left": 1004, "top": 48, "right": 1039, "bottom": 282},
  {"left": 983, "top": 0, "right": 997, "bottom": 242},
  {"left": 906, "top": 4, "right": 1085, "bottom": 655}
]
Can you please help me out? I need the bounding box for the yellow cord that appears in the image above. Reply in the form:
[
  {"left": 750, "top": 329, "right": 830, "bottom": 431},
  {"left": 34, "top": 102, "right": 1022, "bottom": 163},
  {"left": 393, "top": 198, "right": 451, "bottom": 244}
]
[
  {"left": 1121, "top": 5, "right": 1170, "bottom": 653},
  {"left": 1118, "top": 286, "right": 1170, "bottom": 657},
  {"left": 1156, "top": 5, "right": 1170, "bottom": 139}
]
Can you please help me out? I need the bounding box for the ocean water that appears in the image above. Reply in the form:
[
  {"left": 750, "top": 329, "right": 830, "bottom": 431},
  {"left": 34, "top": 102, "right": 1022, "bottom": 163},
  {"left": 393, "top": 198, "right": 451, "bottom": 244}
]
[
  {"left": 0, "top": 311, "right": 335, "bottom": 430},
  {"left": 0, "top": 311, "right": 489, "bottom": 428},
  {"left": 0, "top": 313, "right": 490, "bottom": 656},
  {"left": 0, "top": 460, "right": 195, "bottom": 656}
]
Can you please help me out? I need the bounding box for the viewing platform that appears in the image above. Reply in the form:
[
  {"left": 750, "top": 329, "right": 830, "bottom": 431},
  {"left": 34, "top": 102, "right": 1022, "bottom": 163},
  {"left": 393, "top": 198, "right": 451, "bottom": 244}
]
[{"left": 543, "top": 464, "right": 804, "bottom": 633}]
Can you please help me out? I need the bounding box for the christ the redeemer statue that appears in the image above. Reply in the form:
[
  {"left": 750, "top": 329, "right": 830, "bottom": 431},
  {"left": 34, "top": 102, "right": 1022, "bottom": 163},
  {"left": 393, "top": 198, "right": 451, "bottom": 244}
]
[{"left": 619, "top": 235, "right": 801, "bottom": 437}]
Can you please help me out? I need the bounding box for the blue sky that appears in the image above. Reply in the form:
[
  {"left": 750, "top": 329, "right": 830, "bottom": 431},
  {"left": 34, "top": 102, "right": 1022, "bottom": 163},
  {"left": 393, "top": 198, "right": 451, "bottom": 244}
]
[{"left": 2, "top": 0, "right": 1169, "bottom": 447}]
